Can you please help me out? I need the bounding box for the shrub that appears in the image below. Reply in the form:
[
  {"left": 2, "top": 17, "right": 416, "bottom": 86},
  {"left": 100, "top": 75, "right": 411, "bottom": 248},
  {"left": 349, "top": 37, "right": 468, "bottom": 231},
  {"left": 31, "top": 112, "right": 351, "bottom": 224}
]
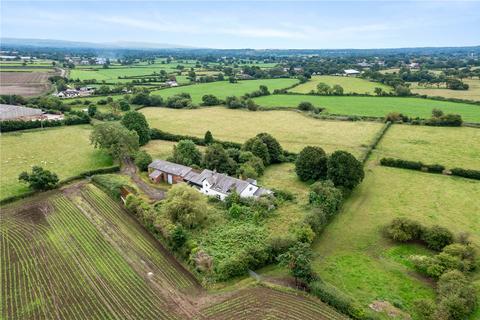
[
  {"left": 225, "top": 96, "right": 245, "bottom": 109},
  {"left": 272, "top": 188, "right": 295, "bottom": 202},
  {"left": 134, "top": 150, "right": 152, "bottom": 171},
  {"left": 384, "top": 217, "right": 424, "bottom": 242},
  {"left": 380, "top": 158, "right": 423, "bottom": 170},
  {"left": 425, "top": 163, "right": 445, "bottom": 173},
  {"left": 171, "top": 139, "right": 202, "bottom": 166},
  {"left": 422, "top": 225, "right": 454, "bottom": 251},
  {"left": 309, "top": 180, "right": 343, "bottom": 219},
  {"left": 295, "top": 146, "right": 328, "bottom": 181},
  {"left": 166, "top": 93, "right": 193, "bottom": 109},
  {"left": 451, "top": 168, "right": 480, "bottom": 180},
  {"left": 204, "top": 130, "right": 214, "bottom": 144},
  {"left": 298, "top": 101, "right": 314, "bottom": 111},
  {"left": 278, "top": 242, "right": 315, "bottom": 284},
  {"left": 327, "top": 151, "right": 364, "bottom": 190},
  {"left": 161, "top": 184, "right": 207, "bottom": 229},
  {"left": 201, "top": 94, "right": 221, "bottom": 106},
  {"left": 18, "top": 166, "right": 59, "bottom": 191}
]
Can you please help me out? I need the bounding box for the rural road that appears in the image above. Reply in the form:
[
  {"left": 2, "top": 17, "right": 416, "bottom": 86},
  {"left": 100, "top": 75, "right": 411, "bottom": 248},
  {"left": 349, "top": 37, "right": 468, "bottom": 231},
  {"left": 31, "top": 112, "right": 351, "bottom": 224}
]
[{"left": 121, "top": 158, "right": 166, "bottom": 201}]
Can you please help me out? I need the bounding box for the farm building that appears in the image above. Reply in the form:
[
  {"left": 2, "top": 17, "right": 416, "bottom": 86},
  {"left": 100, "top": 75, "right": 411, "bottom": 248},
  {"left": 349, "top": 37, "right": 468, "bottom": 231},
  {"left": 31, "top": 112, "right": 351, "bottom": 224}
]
[
  {"left": 0, "top": 104, "right": 43, "bottom": 121},
  {"left": 344, "top": 69, "right": 361, "bottom": 76},
  {"left": 148, "top": 159, "right": 271, "bottom": 200}
]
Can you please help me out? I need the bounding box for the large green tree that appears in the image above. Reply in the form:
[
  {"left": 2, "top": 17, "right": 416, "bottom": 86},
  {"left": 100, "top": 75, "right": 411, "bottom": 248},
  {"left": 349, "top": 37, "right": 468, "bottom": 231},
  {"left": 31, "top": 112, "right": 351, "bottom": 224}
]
[
  {"left": 295, "top": 146, "right": 328, "bottom": 181},
  {"left": 203, "top": 143, "right": 237, "bottom": 175},
  {"left": 327, "top": 150, "right": 364, "bottom": 189},
  {"left": 19, "top": 166, "right": 59, "bottom": 191},
  {"left": 170, "top": 140, "right": 202, "bottom": 166},
  {"left": 278, "top": 242, "right": 315, "bottom": 285},
  {"left": 161, "top": 183, "right": 207, "bottom": 229},
  {"left": 90, "top": 122, "right": 139, "bottom": 160},
  {"left": 121, "top": 111, "right": 151, "bottom": 146}
]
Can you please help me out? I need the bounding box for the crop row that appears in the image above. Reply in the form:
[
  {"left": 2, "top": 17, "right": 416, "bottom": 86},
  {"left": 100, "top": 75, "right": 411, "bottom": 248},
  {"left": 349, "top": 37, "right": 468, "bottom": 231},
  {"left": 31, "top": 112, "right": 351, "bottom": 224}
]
[{"left": 80, "top": 185, "right": 196, "bottom": 289}]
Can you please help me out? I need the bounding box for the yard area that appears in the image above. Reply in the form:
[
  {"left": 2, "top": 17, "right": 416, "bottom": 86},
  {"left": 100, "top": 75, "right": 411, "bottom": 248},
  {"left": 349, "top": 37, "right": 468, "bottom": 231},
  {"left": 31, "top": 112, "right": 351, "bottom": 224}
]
[
  {"left": 373, "top": 124, "right": 480, "bottom": 169},
  {"left": 289, "top": 75, "right": 392, "bottom": 94},
  {"left": 141, "top": 107, "right": 383, "bottom": 156},
  {"left": 312, "top": 164, "right": 480, "bottom": 317},
  {"left": 253, "top": 94, "right": 480, "bottom": 122},
  {"left": 0, "top": 125, "right": 112, "bottom": 200}
]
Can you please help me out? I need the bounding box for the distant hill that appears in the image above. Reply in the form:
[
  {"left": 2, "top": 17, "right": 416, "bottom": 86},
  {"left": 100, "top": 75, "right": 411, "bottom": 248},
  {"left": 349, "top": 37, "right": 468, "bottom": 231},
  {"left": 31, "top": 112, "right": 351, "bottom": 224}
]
[{"left": 0, "top": 38, "right": 195, "bottom": 50}]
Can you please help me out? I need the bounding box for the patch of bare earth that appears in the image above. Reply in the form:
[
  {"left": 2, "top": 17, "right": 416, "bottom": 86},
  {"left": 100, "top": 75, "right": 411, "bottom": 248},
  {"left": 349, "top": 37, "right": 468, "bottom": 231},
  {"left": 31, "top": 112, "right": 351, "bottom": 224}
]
[
  {"left": 0, "top": 71, "right": 55, "bottom": 96},
  {"left": 369, "top": 300, "right": 412, "bottom": 319}
]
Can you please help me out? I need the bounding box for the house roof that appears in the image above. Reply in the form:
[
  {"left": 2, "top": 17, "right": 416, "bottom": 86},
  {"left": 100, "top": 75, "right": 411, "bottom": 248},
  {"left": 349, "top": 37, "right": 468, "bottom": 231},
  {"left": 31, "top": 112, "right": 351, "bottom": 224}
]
[
  {"left": 0, "top": 104, "right": 43, "bottom": 121},
  {"left": 148, "top": 159, "right": 192, "bottom": 177},
  {"left": 253, "top": 187, "right": 272, "bottom": 197},
  {"left": 184, "top": 169, "right": 213, "bottom": 186},
  {"left": 344, "top": 69, "right": 360, "bottom": 74},
  {"left": 206, "top": 172, "right": 251, "bottom": 194}
]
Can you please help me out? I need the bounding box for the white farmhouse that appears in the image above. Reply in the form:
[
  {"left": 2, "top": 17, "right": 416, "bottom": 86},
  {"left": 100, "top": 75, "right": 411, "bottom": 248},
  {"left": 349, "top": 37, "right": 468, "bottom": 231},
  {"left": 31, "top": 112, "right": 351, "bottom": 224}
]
[
  {"left": 148, "top": 159, "right": 272, "bottom": 201},
  {"left": 344, "top": 69, "right": 361, "bottom": 76}
]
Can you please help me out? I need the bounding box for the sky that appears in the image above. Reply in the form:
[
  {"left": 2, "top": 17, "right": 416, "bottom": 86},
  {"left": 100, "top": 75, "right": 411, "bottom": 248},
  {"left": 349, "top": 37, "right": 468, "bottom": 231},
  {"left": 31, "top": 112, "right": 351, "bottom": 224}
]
[{"left": 1, "top": 1, "right": 479, "bottom": 49}]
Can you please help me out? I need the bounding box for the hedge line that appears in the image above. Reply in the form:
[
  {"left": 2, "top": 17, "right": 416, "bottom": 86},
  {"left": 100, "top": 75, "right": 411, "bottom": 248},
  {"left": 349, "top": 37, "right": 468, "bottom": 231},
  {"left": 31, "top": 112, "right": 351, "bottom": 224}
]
[
  {"left": 0, "top": 165, "right": 120, "bottom": 206},
  {"left": 150, "top": 128, "right": 243, "bottom": 149},
  {"left": 0, "top": 116, "right": 90, "bottom": 133},
  {"left": 359, "top": 121, "right": 391, "bottom": 164},
  {"left": 380, "top": 157, "right": 480, "bottom": 180}
]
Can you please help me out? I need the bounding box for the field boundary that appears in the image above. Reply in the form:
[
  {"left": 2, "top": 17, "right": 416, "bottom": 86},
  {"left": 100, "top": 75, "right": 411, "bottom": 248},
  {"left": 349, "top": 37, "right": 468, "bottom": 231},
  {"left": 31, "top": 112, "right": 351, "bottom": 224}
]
[{"left": 359, "top": 121, "right": 392, "bottom": 164}]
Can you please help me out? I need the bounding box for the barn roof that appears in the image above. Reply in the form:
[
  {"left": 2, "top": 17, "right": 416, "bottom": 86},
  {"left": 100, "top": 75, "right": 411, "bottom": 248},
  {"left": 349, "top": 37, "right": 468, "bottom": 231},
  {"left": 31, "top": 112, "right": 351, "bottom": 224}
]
[
  {"left": 148, "top": 159, "right": 192, "bottom": 177},
  {"left": 0, "top": 104, "right": 43, "bottom": 121}
]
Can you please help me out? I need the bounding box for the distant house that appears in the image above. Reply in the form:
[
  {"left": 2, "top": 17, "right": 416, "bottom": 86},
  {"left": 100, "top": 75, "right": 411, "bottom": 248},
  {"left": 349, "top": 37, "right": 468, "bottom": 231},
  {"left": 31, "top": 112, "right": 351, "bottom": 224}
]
[
  {"left": 165, "top": 80, "right": 178, "bottom": 87},
  {"left": 408, "top": 62, "right": 420, "bottom": 69},
  {"left": 344, "top": 69, "right": 361, "bottom": 76},
  {"left": 148, "top": 159, "right": 272, "bottom": 201},
  {"left": 0, "top": 104, "right": 43, "bottom": 121},
  {"left": 357, "top": 61, "right": 371, "bottom": 68},
  {"left": 55, "top": 87, "right": 94, "bottom": 98}
]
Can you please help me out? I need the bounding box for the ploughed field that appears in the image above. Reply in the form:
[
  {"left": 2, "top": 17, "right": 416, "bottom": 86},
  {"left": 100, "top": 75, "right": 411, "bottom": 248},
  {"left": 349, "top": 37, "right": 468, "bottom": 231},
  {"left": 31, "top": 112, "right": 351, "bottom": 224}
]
[
  {"left": 141, "top": 107, "right": 384, "bottom": 156},
  {"left": 253, "top": 94, "right": 480, "bottom": 122},
  {"left": 289, "top": 75, "right": 392, "bottom": 95},
  {"left": 0, "top": 125, "right": 112, "bottom": 201},
  {"left": 0, "top": 71, "right": 55, "bottom": 96},
  {"left": 1, "top": 183, "right": 347, "bottom": 320}
]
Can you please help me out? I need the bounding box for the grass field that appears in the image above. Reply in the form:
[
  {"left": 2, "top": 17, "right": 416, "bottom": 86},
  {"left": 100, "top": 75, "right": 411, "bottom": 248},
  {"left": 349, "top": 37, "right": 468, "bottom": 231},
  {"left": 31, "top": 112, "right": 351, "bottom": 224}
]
[
  {"left": 0, "top": 184, "right": 198, "bottom": 319},
  {"left": 289, "top": 75, "right": 392, "bottom": 94},
  {"left": 411, "top": 78, "right": 480, "bottom": 101},
  {"left": 142, "top": 140, "right": 205, "bottom": 160},
  {"left": 0, "top": 125, "right": 112, "bottom": 200},
  {"left": 374, "top": 125, "right": 480, "bottom": 169},
  {"left": 311, "top": 164, "right": 480, "bottom": 317},
  {"left": 253, "top": 94, "right": 480, "bottom": 122},
  {"left": 141, "top": 107, "right": 383, "bottom": 156},
  {"left": 150, "top": 78, "right": 299, "bottom": 104}
]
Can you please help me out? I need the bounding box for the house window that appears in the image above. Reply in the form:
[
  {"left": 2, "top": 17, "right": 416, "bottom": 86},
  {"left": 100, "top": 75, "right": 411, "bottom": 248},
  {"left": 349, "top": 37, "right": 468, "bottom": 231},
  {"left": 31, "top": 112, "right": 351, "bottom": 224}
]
[
  {"left": 249, "top": 187, "right": 252, "bottom": 191},
  {"left": 216, "top": 195, "right": 221, "bottom": 200}
]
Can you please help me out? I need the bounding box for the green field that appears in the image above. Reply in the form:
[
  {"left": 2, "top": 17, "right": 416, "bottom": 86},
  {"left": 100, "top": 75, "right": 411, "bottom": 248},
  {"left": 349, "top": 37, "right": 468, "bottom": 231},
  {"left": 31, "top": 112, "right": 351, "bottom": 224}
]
[
  {"left": 312, "top": 164, "right": 480, "bottom": 317},
  {"left": 290, "top": 75, "right": 392, "bottom": 94},
  {"left": 374, "top": 125, "right": 480, "bottom": 169},
  {"left": 0, "top": 184, "right": 198, "bottom": 319},
  {"left": 411, "top": 78, "right": 480, "bottom": 101},
  {"left": 253, "top": 94, "right": 480, "bottom": 122},
  {"left": 141, "top": 107, "right": 383, "bottom": 156},
  {"left": 150, "top": 78, "right": 299, "bottom": 104},
  {"left": 0, "top": 125, "right": 112, "bottom": 200}
]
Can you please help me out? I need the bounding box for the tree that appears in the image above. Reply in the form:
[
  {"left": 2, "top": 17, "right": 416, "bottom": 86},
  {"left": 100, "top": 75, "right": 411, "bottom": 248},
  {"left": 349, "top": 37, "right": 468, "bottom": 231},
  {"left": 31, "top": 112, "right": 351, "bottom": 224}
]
[
  {"left": 332, "top": 84, "right": 344, "bottom": 95},
  {"left": 317, "top": 82, "right": 331, "bottom": 95},
  {"left": 295, "top": 146, "right": 328, "bottom": 181},
  {"left": 225, "top": 96, "right": 245, "bottom": 109},
  {"left": 134, "top": 150, "right": 152, "bottom": 171},
  {"left": 19, "top": 166, "right": 59, "bottom": 191},
  {"left": 298, "top": 101, "right": 314, "bottom": 111},
  {"left": 394, "top": 85, "right": 411, "bottom": 96},
  {"left": 259, "top": 85, "right": 270, "bottom": 95},
  {"left": 237, "top": 163, "right": 258, "bottom": 179},
  {"left": 90, "top": 122, "right": 139, "bottom": 160},
  {"left": 121, "top": 111, "right": 150, "bottom": 146},
  {"left": 432, "top": 108, "right": 444, "bottom": 118},
  {"left": 327, "top": 150, "right": 364, "bottom": 189},
  {"left": 244, "top": 137, "right": 270, "bottom": 165},
  {"left": 119, "top": 100, "right": 130, "bottom": 111},
  {"left": 201, "top": 94, "right": 220, "bottom": 106},
  {"left": 203, "top": 143, "right": 237, "bottom": 175},
  {"left": 204, "top": 130, "right": 214, "bottom": 145},
  {"left": 249, "top": 133, "right": 283, "bottom": 164},
  {"left": 278, "top": 242, "right": 315, "bottom": 285},
  {"left": 87, "top": 105, "right": 97, "bottom": 117},
  {"left": 171, "top": 140, "right": 202, "bottom": 166},
  {"left": 374, "top": 87, "right": 385, "bottom": 96},
  {"left": 161, "top": 183, "right": 207, "bottom": 229}
]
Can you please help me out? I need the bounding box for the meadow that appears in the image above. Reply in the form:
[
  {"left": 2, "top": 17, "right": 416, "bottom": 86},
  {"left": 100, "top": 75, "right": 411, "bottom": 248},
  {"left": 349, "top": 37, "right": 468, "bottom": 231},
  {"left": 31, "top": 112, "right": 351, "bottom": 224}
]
[
  {"left": 411, "top": 78, "right": 480, "bottom": 101},
  {"left": 374, "top": 125, "right": 480, "bottom": 169},
  {"left": 141, "top": 107, "right": 383, "bottom": 156},
  {"left": 312, "top": 164, "right": 480, "bottom": 317},
  {"left": 253, "top": 94, "right": 480, "bottom": 122},
  {"left": 289, "top": 75, "right": 392, "bottom": 94},
  {"left": 0, "top": 125, "right": 112, "bottom": 200},
  {"left": 149, "top": 78, "right": 299, "bottom": 104}
]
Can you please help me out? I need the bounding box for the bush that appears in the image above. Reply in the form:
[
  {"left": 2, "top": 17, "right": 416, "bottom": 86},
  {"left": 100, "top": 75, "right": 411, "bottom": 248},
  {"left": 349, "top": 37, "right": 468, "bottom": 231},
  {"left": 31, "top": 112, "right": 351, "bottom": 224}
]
[
  {"left": 225, "top": 96, "right": 245, "bottom": 109},
  {"left": 295, "top": 146, "right": 327, "bottom": 181},
  {"left": 171, "top": 139, "right": 202, "bottom": 166},
  {"left": 426, "top": 113, "right": 463, "bottom": 127},
  {"left": 384, "top": 218, "right": 424, "bottom": 242},
  {"left": 166, "top": 93, "right": 193, "bottom": 109},
  {"left": 451, "top": 168, "right": 480, "bottom": 180},
  {"left": 134, "top": 150, "right": 152, "bottom": 171},
  {"left": 422, "top": 225, "right": 454, "bottom": 251},
  {"left": 298, "top": 101, "right": 315, "bottom": 111},
  {"left": 201, "top": 94, "right": 221, "bottom": 106},
  {"left": 18, "top": 166, "right": 59, "bottom": 191},
  {"left": 309, "top": 180, "right": 343, "bottom": 219},
  {"left": 380, "top": 158, "right": 423, "bottom": 170},
  {"left": 425, "top": 163, "right": 445, "bottom": 173}
]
